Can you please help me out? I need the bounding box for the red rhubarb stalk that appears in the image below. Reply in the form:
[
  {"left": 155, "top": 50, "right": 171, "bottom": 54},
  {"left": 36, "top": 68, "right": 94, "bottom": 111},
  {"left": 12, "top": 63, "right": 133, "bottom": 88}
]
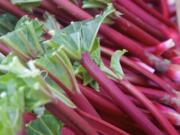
[
  {"left": 133, "top": 0, "right": 172, "bottom": 26},
  {"left": 46, "top": 99, "right": 99, "bottom": 135},
  {"left": 134, "top": 86, "right": 168, "bottom": 101},
  {"left": 171, "top": 56, "right": 180, "bottom": 64},
  {"left": 155, "top": 103, "right": 180, "bottom": 126},
  {"left": 101, "top": 47, "right": 176, "bottom": 93},
  {"left": 45, "top": 70, "right": 101, "bottom": 118},
  {"left": 79, "top": 84, "right": 124, "bottom": 117},
  {"left": 113, "top": 0, "right": 178, "bottom": 41},
  {"left": 160, "top": 0, "right": 170, "bottom": 19},
  {"left": 52, "top": 0, "right": 180, "bottom": 83},
  {"left": 0, "top": 1, "right": 28, "bottom": 17},
  {"left": 113, "top": 3, "right": 165, "bottom": 40},
  {"left": 0, "top": 43, "right": 11, "bottom": 55},
  {"left": 46, "top": 103, "right": 86, "bottom": 135},
  {"left": 77, "top": 109, "right": 130, "bottom": 135},
  {"left": 40, "top": 0, "right": 75, "bottom": 25},
  {"left": 81, "top": 52, "right": 164, "bottom": 135},
  {"left": 118, "top": 79, "right": 179, "bottom": 135},
  {"left": 114, "top": 17, "right": 160, "bottom": 45},
  {"left": 61, "top": 126, "right": 76, "bottom": 135}
]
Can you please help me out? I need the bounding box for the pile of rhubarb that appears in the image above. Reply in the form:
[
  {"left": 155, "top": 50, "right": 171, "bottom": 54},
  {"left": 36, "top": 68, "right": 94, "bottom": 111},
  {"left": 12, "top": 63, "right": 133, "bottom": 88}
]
[{"left": 0, "top": 0, "right": 180, "bottom": 135}]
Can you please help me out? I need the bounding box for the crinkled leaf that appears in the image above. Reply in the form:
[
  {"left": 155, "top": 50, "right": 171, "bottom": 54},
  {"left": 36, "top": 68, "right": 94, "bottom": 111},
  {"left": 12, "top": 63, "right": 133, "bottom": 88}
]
[
  {"left": 89, "top": 80, "right": 99, "bottom": 90},
  {"left": 0, "top": 17, "right": 75, "bottom": 107},
  {"left": 43, "top": 40, "right": 60, "bottom": 55},
  {"left": 0, "top": 17, "right": 44, "bottom": 60},
  {"left": 110, "top": 49, "right": 127, "bottom": 79},
  {"left": 0, "top": 13, "right": 18, "bottom": 36},
  {"left": 49, "top": 5, "right": 115, "bottom": 60},
  {"left": 0, "top": 73, "right": 25, "bottom": 95},
  {"left": 82, "top": 38, "right": 100, "bottom": 90},
  {"left": 83, "top": 0, "right": 111, "bottom": 8},
  {"left": 27, "top": 114, "right": 63, "bottom": 135},
  {"left": 0, "top": 86, "right": 24, "bottom": 135},
  {"left": 33, "top": 106, "right": 45, "bottom": 117},
  {"left": 0, "top": 67, "right": 49, "bottom": 112},
  {"left": 78, "top": 36, "right": 123, "bottom": 82},
  {"left": 25, "top": 86, "right": 50, "bottom": 111},
  {"left": 82, "top": 2, "right": 121, "bottom": 25},
  {"left": 0, "top": 56, "right": 75, "bottom": 108},
  {"left": 0, "top": 56, "right": 40, "bottom": 77},
  {"left": 82, "top": 0, "right": 112, "bottom": 9},
  {"left": 25, "top": 62, "right": 75, "bottom": 109},
  {"left": 90, "top": 38, "right": 102, "bottom": 65},
  {"left": 100, "top": 62, "right": 118, "bottom": 79},
  {"left": 72, "top": 38, "right": 101, "bottom": 90},
  {"left": 73, "top": 61, "right": 100, "bottom": 90},
  {"left": 82, "top": 72, "right": 100, "bottom": 90},
  {"left": 15, "top": 16, "right": 43, "bottom": 38},
  {"left": 36, "top": 47, "right": 79, "bottom": 93},
  {"left": 0, "top": 52, "right": 5, "bottom": 63},
  {"left": 82, "top": 71, "right": 94, "bottom": 85},
  {"left": 11, "top": 0, "right": 42, "bottom": 12},
  {"left": 44, "top": 12, "right": 61, "bottom": 35},
  {"left": 36, "top": 55, "right": 72, "bottom": 90},
  {"left": 44, "top": 7, "right": 114, "bottom": 92},
  {"left": 0, "top": 72, "right": 49, "bottom": 135},
  {"left": 83, "top": 0, "right": 105, "bottom": 8}
]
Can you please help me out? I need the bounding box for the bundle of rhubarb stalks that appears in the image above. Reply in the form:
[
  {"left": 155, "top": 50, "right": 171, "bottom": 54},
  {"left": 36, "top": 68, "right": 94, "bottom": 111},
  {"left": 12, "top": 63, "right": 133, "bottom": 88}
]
[{"left": 0, "top": 0, "right": 180, "bottom": 135}]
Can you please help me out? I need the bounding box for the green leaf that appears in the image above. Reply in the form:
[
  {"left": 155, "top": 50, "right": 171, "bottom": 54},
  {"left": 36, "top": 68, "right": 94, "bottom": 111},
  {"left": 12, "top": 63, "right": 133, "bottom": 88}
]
[
  {"left": 15, "top": 16, "right": 43, "bottom": 38},
  {"left": 33, "top": 107, "right": 45, "bottom": 117},
  {"left": 0, "top": 17, "right": 44, "bottom": 60},
  {"left": 79, "top": 38, "right": 100, "bottom": 90},
  {"left": 90, "top": 38, "right": 101, "bottom": 65},
  {"left": 83, "top": 0, "right": 105, "bottom": 9},
  {"left": 0, "top": 52, "right": 6, "bottom": 64},
  {"left": 36, "top": 47, "right": 80, "bottom": 93},
  {"left": 45, "top": 6, "right": 114, "bottom": 89},
  {"left": 100, "top": 62, "right": 118, "bottom": 79},
  {"left": 43, "top": 12, "right": 61, "bottom": 35},
  {"left": 0, "top": 13, "right": 18, "bottom": 36},
  {"left": 0, "top": 56, "right": 40, "bottom": 77},
  {"left": 72, "top": 42, "right": 100, "bottom": 91},
  {"left": 83, "top": 0, "right": 111, "bottom": 9},
  {"left": 0, "top": 56, "right": 74, "bottom": 109},
  {"left": 49, "top": 5, "right": 115, "bottom": 60},
  {"left": 11, "top": 0, "right": 42, "bottom": 12},
  {"left": 43, "top": 7, "right": 114, "bottom": 90},
  {"left": 25, "top": 86, "right": 50, "bottom": 111},
  {"left": 0, "top": 89, "right": 24, "bottom": 135},
  {"left": 110, "top": 49, "right": 127, "bottom": 79},
  {"left": 82, "top": 72, "right": 100, "bottom": 90},
  {"left": 0, "top": 70, "right": 49, "bottom": 112},
  {"left": 82, "top": 2, "right": 121, "bottom": 25},
  {"left": 0, "top": 73, "right": 25, "bottom": 135},
  {"left": 27, "top": 114, "right": 63, "bottom": 135}
]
